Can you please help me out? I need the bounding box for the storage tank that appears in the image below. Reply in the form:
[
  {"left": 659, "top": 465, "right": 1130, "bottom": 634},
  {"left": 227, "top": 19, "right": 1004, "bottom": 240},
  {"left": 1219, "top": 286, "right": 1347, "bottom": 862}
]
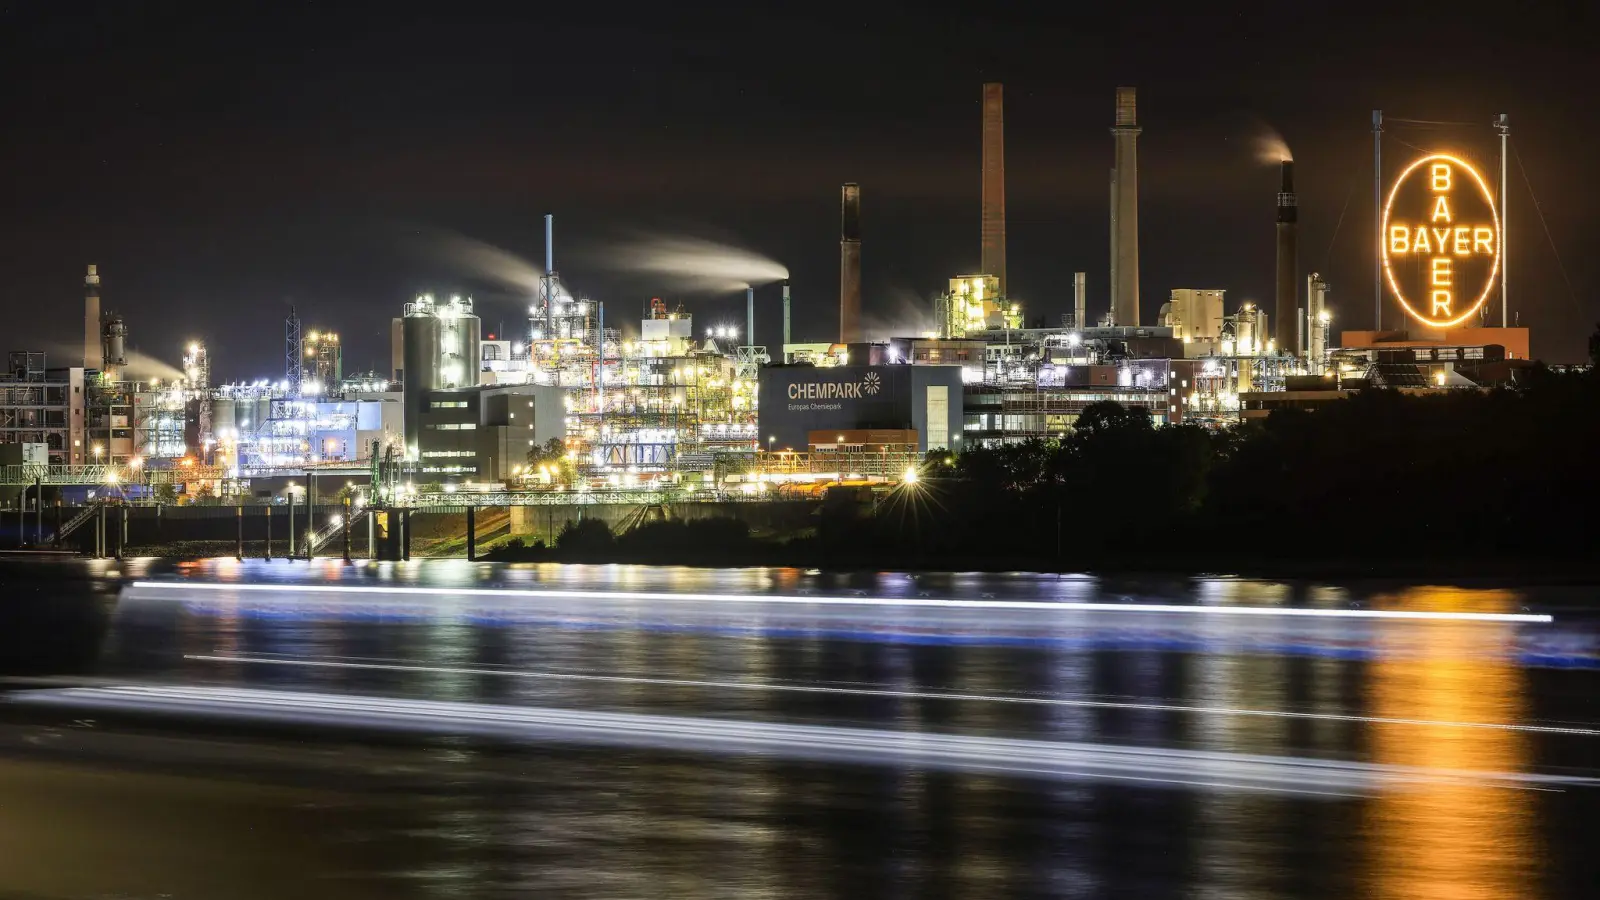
[
  {"left": 101, "top": 313, "right": 127, "bottom": 367},
  {"left": 438, "top": 300, "right": 480, "bottom": 390},
  {"left": 211, "top": 398, "right": 237, "bottom": 437},
  {"left": 401, "top": 293, "right": 481, "bottom": 451},
  {"left": 252, "top": 398, "right": 272, "bottom": 433},
  {"left": 402, "top": 312, "right": 440, "bottom": 451}
]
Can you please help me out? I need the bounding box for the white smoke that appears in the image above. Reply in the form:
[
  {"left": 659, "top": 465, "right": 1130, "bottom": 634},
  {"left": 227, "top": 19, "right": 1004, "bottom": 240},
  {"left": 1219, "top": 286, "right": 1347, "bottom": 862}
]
[
  {"left": 121, "top": 350, "right": 185, "bottom": 382},
  {"left": 861, "top": 283, "right": 937, "bottom": 340},
  {"left": 36, "top": 341, "right": 184, "bottom": 381},
  {"left": 397, "top": 225, "right": 545, "bottom": 292},
  {"left": 596, "top": 234, "right": 788, "bottom": 293},
  {"left": 1252, "top": 122, "right": 1293, "bottom": 165}
]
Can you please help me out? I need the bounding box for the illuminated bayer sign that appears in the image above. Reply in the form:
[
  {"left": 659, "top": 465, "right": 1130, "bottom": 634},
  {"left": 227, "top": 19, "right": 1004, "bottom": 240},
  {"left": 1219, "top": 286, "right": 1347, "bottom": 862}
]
[{"left": 1382, "top": 153, "right": 1501, "bottom": 328}]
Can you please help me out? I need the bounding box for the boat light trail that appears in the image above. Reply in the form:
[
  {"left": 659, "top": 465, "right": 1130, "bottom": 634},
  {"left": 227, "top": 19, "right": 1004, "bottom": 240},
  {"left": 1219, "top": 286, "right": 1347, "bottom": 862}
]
[
  {"left": 13, "top": 684, "right": 1595, "bottom": 797},
  {"left": 129, "top": 581, "right": 1553, "bottom": 624},
  {"left": 184, "top": 653, "right": 1600, "bottom": 737}
]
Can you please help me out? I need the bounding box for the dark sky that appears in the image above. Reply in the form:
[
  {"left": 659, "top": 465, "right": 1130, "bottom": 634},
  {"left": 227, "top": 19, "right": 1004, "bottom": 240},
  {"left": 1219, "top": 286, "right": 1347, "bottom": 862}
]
[{"left": 2, "top": 1, "right": 1596, "bottom": 377}]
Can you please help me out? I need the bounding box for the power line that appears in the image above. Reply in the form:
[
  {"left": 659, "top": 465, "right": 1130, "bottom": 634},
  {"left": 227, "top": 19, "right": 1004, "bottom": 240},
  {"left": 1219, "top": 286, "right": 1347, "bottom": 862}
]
[
  {"left": 1511, "top": 141, "right": 1581, "bottom": 317},
  {"left": 1319, "top": 153, "right": 1361, "bottom": 275},
  {"left": 1386, "top": 117, "right": 1484, "bottom": 128},
  {"left": 1391, "top": 135, "right": 1437, "bottom": 155}
]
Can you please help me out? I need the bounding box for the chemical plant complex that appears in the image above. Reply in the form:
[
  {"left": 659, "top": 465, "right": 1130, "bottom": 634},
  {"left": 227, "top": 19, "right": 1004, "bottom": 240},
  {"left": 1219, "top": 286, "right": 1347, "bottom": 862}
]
[{"left": 0, "top": 85, "right": 1543, "bottom": 553}]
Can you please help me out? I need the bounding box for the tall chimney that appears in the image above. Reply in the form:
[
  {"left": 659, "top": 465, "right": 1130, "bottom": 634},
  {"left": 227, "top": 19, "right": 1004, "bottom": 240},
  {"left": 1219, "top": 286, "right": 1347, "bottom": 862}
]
[
  {"left": 1276, "top": 159, "right": 1299, "bottom": 355},
  {"left": 84, "top": 264, "right": 102, "bottom": 371},
  {"left": 839, "top": 183, "right": 862, "bottom": 343},
  {"left": 1110, "top": 87, "right": 1142, "bottom": 327},
  {"left": 781, "top": 280, "right": 792, "bottom": 361},
  {"left": 981, "top": 83, "right": 1007, "bottom": 297},
  {"left": 1073, "top": 272, "right": 1087, "bottom": 330}
]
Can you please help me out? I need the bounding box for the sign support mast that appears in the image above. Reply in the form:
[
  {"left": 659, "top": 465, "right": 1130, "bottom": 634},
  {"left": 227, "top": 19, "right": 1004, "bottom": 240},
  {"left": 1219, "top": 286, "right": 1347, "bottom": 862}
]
[
  {"left": 1496, "top": 114, "right": 1509, "bottom": 328},
  {"left": 1372, "top": 110, "right": 1383, "bottom": 331}
]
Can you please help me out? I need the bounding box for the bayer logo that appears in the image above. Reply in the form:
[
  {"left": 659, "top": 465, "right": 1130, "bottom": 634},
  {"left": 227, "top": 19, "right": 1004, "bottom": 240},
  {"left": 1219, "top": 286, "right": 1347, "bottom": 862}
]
[{"left": 862, "top": 372, "right": 881, "bottom": 395}]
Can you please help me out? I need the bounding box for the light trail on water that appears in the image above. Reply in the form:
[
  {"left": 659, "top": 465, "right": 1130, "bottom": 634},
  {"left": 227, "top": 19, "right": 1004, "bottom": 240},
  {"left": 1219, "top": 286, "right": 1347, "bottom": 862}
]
[
  {"left": 13, "top": 684, "right": 1597, "bottom": 798},
  {"left": 129, "top": 581, "right": 1555, "bottom": 624},
  {"left": 184, "top": 653, "right": 1600, "bottom": 737}
]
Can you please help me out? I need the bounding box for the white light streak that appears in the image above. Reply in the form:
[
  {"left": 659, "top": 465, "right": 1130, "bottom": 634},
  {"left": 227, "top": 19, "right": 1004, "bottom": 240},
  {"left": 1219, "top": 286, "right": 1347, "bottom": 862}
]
[
  {"left": 184, "top": 653, "right": 1600, "bottom": 737},
  {"left": 16, "top": 684, "right": 1595, "bottom": 796},
  {"left": 129, "top": 581, "right": 1553, "bottom": 624}
]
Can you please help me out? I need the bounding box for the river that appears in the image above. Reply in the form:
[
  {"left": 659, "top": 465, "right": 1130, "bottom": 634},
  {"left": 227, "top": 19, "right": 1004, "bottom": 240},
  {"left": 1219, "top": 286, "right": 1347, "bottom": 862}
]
[{"left": 0, "top": 557, "right": 1596, "bottom": 898}]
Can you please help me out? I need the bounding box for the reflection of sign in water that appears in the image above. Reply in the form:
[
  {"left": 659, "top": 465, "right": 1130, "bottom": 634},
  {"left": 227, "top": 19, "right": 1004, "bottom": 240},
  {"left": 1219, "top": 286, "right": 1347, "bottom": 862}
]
[{"left": 1382, "top": 154, "right": 1501, "bottom": 328}]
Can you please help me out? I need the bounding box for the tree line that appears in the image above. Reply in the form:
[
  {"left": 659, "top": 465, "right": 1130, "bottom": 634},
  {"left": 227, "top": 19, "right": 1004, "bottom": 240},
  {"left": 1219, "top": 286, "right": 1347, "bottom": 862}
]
[{"left": 490, "top": 364, "right": 1599, "bottom": 574}]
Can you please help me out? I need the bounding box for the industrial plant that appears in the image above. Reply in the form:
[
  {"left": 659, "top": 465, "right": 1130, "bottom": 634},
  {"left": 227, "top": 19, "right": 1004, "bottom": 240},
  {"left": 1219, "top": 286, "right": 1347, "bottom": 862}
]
[{"left": 0, "top": 84, "right": 1538, "bottom": 555}]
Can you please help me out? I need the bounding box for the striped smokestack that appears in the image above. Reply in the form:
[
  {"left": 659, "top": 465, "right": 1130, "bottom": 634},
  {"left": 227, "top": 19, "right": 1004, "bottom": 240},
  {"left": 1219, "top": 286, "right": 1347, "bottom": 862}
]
[
  {"left": 1110, "top": 87, "right": 1141, "bottom": 326},
  {"left": 839, "top": 183, "right": 862, "bottom": 343},
  {"left": 981, "top": 83, "right": 1006, "bottom": 296},
  {"left": 1275, "top": 159, "right": 1299, "bottom": 355}
]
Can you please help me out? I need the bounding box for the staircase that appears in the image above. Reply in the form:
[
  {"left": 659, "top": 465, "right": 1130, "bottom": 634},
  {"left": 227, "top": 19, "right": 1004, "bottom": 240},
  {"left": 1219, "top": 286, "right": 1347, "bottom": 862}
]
[
  {"left": 306, "top": 506, "right": 370, "bottom": 556},
  {"left": 53, "top": 503, "right": 102, "bottom": 543}
]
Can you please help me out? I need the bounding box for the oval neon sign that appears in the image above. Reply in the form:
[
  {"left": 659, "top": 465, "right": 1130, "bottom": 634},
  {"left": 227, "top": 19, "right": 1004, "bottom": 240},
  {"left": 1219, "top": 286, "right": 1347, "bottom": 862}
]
[{"left": 1381, "top": 153, "right": 1501, "bottom": 329}]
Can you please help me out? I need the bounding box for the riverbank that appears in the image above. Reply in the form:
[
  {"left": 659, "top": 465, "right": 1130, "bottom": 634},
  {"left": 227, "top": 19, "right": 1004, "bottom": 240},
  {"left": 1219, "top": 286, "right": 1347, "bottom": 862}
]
[
  {"left": 15, "top": 537, "right": 1590, "bottom": 588},
  {"left": 472, "top": 539, "right": 1599, "bottom": 589}
]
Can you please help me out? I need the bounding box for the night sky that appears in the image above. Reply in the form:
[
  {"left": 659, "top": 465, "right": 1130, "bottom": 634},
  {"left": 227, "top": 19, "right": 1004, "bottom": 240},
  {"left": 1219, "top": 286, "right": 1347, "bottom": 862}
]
[{"left": 2, "top": 2, "right": 1595, "bottom": 377}]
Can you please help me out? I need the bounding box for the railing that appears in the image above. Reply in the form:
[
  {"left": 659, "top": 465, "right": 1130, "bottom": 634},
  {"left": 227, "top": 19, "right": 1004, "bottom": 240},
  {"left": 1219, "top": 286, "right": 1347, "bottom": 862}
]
[
  {"left": 753, "top": 448, "right": 920, "bottom": 478},
  {"left": 304, "top": 506, "right": 369, "bottom": 554},
  {"left": 54, "top": 503, "right": 101, "bottom": 541},
  {"left": 0, "top": 464, "right": 225, "bottom": 486},
  {"left": 0, "top": 464, "right": 114, "bottom": 486},
  {"left": 145, "top": 466, "right": 226, "bottom": 484},
  {"left": 400, "top": 489, "right": 779, "bottom": 509}
]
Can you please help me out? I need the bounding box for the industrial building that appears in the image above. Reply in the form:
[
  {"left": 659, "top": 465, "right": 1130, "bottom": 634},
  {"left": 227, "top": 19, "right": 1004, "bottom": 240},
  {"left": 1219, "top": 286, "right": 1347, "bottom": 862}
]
[
  {"left": 757, "top": 364, "right": 963, "bottom": 454},
  {"left": 1159, "top": 290, "right": 1226, "bottom": 343},
  {"left": 210, "top": 383, "right": 403, "bottom": 476},
  {"left": 415, "top": 383, "right": 564, "bottom": 483},
  {"left": 6, "top": 86, "right": 1557, "bottom": 525},
  {"left": 399, "top": 293, "right": 482, "bottom": 452},
  {"left": 0, "top": 352, "right": 85, "bottom": 465},
  {"left": 301, "top": 329, "right": 343, "bottom": 391}
]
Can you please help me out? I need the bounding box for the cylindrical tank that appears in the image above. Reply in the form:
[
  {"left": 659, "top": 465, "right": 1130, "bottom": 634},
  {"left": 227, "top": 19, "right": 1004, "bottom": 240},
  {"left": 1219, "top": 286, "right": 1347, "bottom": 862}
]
[
  {"left": 1236, "top": 309, "right": 1255, "bottom": 354},
  {"left": 438, "top": 311, "right": 480, "bottom": 390},
  {"left": 101, "top": 314, "right": 128, "bottom": 367},
  {"left": 402, "top": 314, "right": 442, "bottom": 450},
  {"left": 253, "top": 398, "right": 272, "bottom": 432},
  {"left": 211, "top": 398, "right": 237, "bottom": 437}
]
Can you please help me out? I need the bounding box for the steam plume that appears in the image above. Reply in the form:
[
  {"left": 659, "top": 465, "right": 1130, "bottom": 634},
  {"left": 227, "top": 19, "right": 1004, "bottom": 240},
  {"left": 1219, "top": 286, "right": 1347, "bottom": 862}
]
[
  {"left": 121, "top": 350, "right": 186, "bottom": 382},
  {"left": 861, "top": 283, "right": 937, "bottom": 340},
  {"left": 592, "top": 234, "right": 788, "bottom": 293},
  {"left": 1251, "top": 121, "right": 1293, "bottom": 164},
  {"left": 395, "top": 225, "right": 545, "bottom": 292}
]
